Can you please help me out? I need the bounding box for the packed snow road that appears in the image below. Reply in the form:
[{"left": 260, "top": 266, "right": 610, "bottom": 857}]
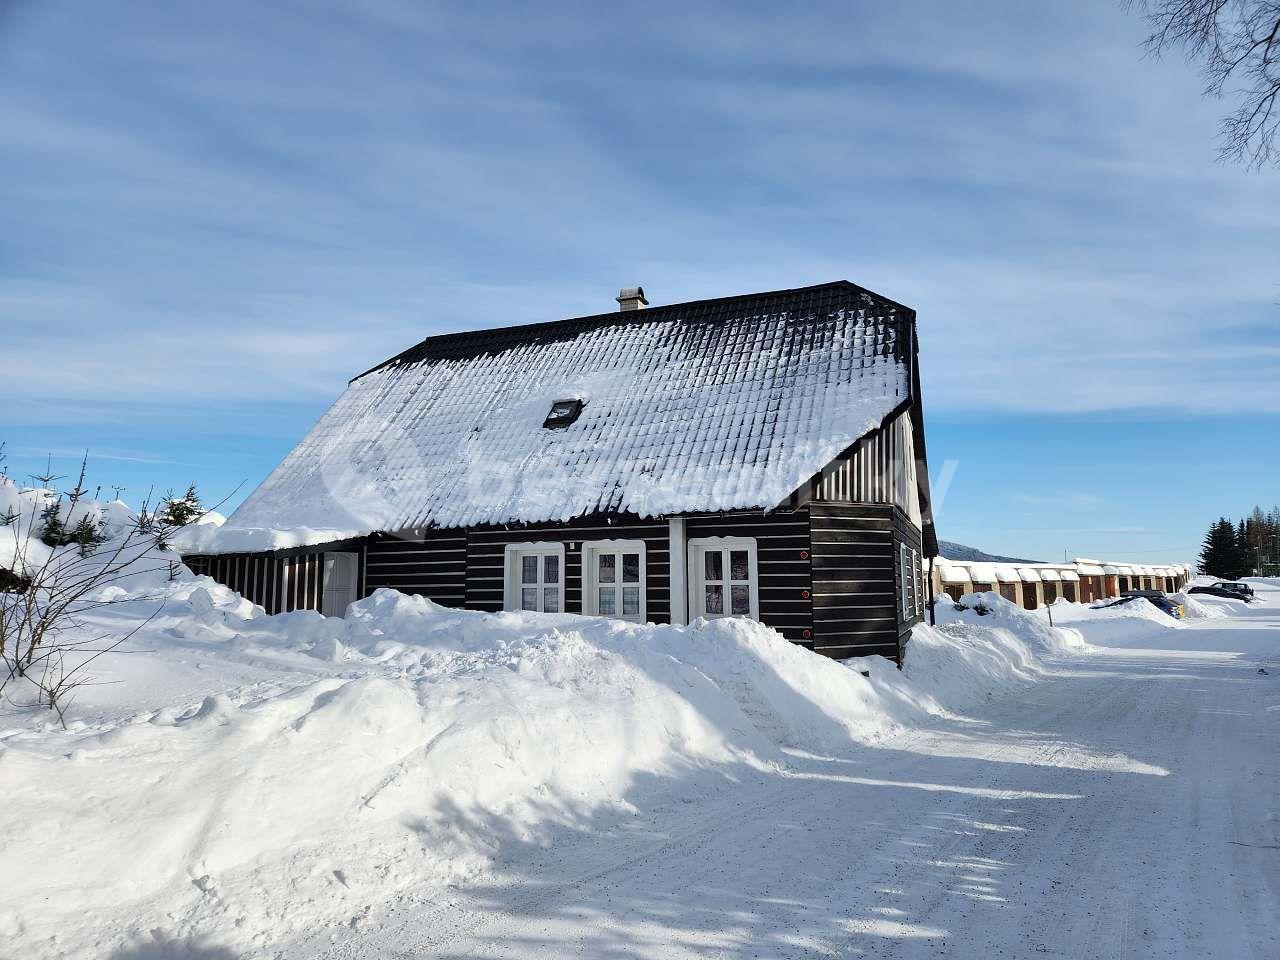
[{"left": 296, "top": 594, "right": 1280, "bottom": 959}]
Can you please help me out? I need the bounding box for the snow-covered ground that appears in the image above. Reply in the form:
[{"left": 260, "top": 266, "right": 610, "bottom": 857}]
[{"left": 3, "top": 577, "right": 1278, "bottom": 959}]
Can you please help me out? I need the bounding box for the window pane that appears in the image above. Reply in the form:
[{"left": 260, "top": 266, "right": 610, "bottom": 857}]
[
  {"left": 731, "top": 584, "right": 750, "bottom": 615},
  {"left": 730, "top": 550, "right": 749, "bottom": 582},
  {"left": 521, "top": 587, "right": 538, "bottom": 611},
  {"left": 599, "top": 587, "right": 616, "bottom": 615},
  {"left": 622, "top": 553, "right": 640, "bottom": 583},
  {"left": 704, "top": 550, "right": 722, "bottom": 582},
  {"left": 622, "top": 586, "right": 640, "bottom": 616},
  {"left": 598, "top": 553, "right": 616, "bottom": 584},
  {"left": 521, "top": 555, "right": 538, "bottom": 584},
  {"left": 543, "top": 554, "right": 559, "bottom": 583},
  {"left": 542, "top": 586, "right": 560, "bottom": 613},
  {"left": 705, "top": 584, "right": 723, "bottom": 615}
]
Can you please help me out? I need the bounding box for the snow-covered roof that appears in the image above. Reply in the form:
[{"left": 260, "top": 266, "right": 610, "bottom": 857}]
[
  {"left": 1076, "top": 562, "right": 1105, "bottom": 576},
  {"left": 1059, "top": 568, "right": 1081, "bottom": 581},
  {"left": 1102, "top": 565, "right": 1119, "bottom": 575},
  {"left": 966, "top": 562, "right": 998, "bottom": 584},
  {"left": 1038, "top": 567, "right": 1062, "bottom": 581},
  {"left": 994, "top": 565, "right": 1021, "bottom": 582},
  {"left": 1018, "top": 567, "right": 1042, "bottom": 582},
  {"left": 188, "top": 282, "right": 926, "bottom": 554},
  {"left": 937, "top": 562, "right": 969, "bottom": 584}
]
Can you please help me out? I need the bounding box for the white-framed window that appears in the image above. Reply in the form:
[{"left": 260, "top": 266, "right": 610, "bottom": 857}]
[
  {"left": 688, "top": 537, "right": 759, "bottom": 621},
  {"left": 900, "top": 544, "right": 915, "bottom": 619},
  {"left": 582, "top": 539, "right": 647, "bottom": 622},
  {"left": 911, "top": 547, "right": 922, "bottom": 618},
  {"left": 503, "top": 542, "right": 565, "bottom": 614}
]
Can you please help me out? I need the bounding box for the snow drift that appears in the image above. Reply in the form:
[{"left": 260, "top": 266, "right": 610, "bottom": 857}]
[{"left": 2, "top": 583, "right": 1092, "bottom": 958}]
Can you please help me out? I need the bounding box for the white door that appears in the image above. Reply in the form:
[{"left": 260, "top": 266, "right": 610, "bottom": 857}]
[{"left": 322, "top": 552, "right": 359, "bottom": 617}]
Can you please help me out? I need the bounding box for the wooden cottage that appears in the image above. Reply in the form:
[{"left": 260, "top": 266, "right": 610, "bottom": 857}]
[{"left": 182, "top": 282, "right": 938, "bottom": 663}]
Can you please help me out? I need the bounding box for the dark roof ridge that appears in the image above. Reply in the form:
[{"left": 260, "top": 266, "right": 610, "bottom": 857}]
[{"left": 352, "top": 279, "right": 913, "bottom": 383}]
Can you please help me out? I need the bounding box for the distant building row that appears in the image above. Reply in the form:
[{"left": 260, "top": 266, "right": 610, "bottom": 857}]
[{"left": 932, "top": 558, "right": 1192, "bottom": 610}]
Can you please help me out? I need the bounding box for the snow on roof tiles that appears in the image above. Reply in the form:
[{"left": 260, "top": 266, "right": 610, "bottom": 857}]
[{"left": 197, "top": 282, "right": 915, "bottom": 552}]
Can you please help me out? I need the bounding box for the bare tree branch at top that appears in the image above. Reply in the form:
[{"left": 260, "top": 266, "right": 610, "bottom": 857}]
[{"left": 1127, "top": 0, "right": 1280, "bottom": 167}]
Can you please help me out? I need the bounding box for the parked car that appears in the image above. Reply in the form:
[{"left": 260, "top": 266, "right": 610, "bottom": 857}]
[
  {"left": 1188, "top": 584, "right": 1257, "bottom": 602},
  {"left": 1101, "top": 592, "right": 1184, "bottom": 619},
  {"left": 1211, "top": 581, "right": 1254, "bottom": 598}
]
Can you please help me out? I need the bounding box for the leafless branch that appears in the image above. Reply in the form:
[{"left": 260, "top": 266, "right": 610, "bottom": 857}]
[{"left": 1126, "top": 0, "right": 1280, "bottom": 166}]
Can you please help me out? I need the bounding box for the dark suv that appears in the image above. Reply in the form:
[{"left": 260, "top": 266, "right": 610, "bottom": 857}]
[
  {"left": 1212, "top": 581, "right": 1255, "bottom": 598},
  {"left": 1189, "top": 582, "right": 1257, "bottom": 602}
]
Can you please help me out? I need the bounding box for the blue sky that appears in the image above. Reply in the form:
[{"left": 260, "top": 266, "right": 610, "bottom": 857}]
[{"left": 2, "top": 0, "right": 1278, "bottom": 563}]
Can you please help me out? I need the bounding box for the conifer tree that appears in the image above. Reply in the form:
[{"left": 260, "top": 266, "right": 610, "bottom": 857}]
[
  {"left": 158, "top": 484, "right": 203, "bottom": 529},
  {"left": 1236, "top": 519, "right": 1255, "bottom": 578},
  {"left": 39, "top": 499, "right": 70, "bottom": 548},
  {"left": 1199, "top": 518, "right": 1241, "bottom": 579},
  {"left": 70, "top": 512, "right": 107, "bottom": 558}
]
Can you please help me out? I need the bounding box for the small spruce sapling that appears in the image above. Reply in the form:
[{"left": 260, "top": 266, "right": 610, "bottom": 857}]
[
  {"left": 71, "top": 512, "right": 107, "bottom": 557},
  {"left": 39, "top": 499, "right": 69, "bottom": 547},
  {"left": 158, "top": 484, "right": 203, "bottom": 529}
]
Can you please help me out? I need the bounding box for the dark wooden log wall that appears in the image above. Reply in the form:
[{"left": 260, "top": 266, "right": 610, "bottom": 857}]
[
  {"left": 684, "top": 509, "right": 813, "bottom": 645},
  {"left": 808, "top": 502, "right": 899, "bottom": 660},
  {"left": 187, "top": 502, "right": 929, "bottom": 664},
  {"left": 365, "top": 530, "right": 466, "bottom": 607},
  {"left": 463, "top": 516, "right": 672, "bottom": 624}
]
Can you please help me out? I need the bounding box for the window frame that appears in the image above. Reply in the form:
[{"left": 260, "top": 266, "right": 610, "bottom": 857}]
[
  {"left": 503, "top": 542, "right": 567, "bottom": 614},
  {"left": 688, "top": 536, "right": 759, "bottom": 621},
  {"left": 911, "top": 547, "right": 922, "bottom": 618},
  {"left": 581, "top": 539, "right": 648, "bottom": 622},
  {"left": 899, "top": 543, "right": 913, "bottom": 619}
]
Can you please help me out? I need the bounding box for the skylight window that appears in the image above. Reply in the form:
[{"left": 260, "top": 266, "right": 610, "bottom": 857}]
[{"left": 543, "top": 398, "right": 584, "bottom": 429}]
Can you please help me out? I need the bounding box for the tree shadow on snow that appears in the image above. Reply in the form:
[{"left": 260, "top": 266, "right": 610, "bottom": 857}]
[
  {"left": 106, "top": 933, "right": 240, "bottom": 960},
  {"left": 278, "top": 638, "right": 1227, "bottom": 959}
]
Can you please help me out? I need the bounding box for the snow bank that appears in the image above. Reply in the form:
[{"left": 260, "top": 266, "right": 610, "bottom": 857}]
[
  {"left": 869, "top": 592, "right": 1091, "bottom": 717},
  {"left": 1, "top": 585, "right": 1094, "bottom": 958},
  {"left": 0, "top": 477, "right": 182, "bottom": 595},
  {"left": 1170, "top": 591, "right": 1229, "bottom": 620}
]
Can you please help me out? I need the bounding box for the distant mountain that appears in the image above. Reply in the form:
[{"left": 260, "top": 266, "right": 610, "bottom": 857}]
[{"left": 937, "top": 540, "right": 1037, "bottom": 564}]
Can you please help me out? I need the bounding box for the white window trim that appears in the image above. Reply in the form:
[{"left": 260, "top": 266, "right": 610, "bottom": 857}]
[
  {"left": 900, "top": 543, "right": 912, "bottom": 619},
  {"left": 911, "top": 547, "right": 922, "bottom": 618},
  {"left": 581, "top": 539, "right": 647, "bottom": 622},
  {"left": 688, "top": 536, "right": 760, "bottom": 621},
  {"left": 503, "top": 541, "right": 566, "bottom": 613}
]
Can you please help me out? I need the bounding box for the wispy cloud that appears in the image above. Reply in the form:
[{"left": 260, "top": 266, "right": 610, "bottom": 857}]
[{"left": 3, "top": 0, "right": 1277, "bottom": 426}]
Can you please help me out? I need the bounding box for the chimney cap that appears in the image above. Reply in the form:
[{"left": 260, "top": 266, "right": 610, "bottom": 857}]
[{"left": 616, "top": 286, "right": 648, "bottom": 310}]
